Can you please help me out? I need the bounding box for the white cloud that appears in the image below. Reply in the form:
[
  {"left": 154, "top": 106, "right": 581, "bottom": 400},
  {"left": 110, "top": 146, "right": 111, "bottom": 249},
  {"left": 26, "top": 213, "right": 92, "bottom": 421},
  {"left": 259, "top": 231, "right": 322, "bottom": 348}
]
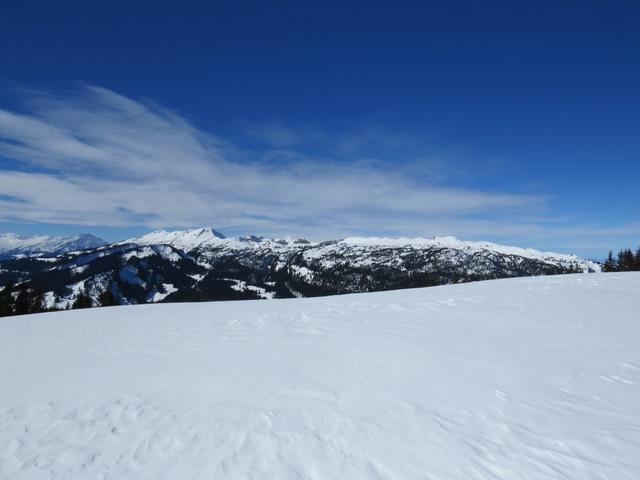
[{"left": 0, "top": 85, "right": 548, "bottom": 239}]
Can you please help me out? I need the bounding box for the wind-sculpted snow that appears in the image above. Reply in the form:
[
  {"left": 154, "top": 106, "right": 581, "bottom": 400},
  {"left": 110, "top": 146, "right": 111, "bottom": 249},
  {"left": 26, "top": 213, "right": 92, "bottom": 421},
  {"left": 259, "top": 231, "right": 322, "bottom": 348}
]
[{"left": 1, "top": 273, "right": 638, "bottom": 479}]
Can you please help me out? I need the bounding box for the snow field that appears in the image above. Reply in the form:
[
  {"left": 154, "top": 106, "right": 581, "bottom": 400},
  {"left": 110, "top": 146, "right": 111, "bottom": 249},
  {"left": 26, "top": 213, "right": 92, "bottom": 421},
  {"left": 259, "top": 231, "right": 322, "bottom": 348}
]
[{"left": 0, "top": 273, "right": 639, "bottom": 479}]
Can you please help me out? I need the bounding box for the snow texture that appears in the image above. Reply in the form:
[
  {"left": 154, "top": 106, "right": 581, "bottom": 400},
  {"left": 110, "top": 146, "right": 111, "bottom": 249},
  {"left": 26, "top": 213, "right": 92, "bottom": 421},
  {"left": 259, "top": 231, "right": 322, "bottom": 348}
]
[{"left": 1, "top": 273, "right": 638, "bottom": 479}]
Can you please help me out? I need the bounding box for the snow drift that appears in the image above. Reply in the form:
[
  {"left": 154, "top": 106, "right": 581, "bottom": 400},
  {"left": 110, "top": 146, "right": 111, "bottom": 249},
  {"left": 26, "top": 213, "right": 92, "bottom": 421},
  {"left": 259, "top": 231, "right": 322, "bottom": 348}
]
[{"left": 1, "top": 273, "right": 638, "bottom": 479}]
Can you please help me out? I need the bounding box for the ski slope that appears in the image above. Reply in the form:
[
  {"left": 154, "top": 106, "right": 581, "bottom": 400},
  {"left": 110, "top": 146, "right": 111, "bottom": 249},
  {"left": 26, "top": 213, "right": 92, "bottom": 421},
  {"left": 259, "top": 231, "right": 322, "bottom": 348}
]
[{"left": 1, "top": 273, "right": 639, "bottom": 479}]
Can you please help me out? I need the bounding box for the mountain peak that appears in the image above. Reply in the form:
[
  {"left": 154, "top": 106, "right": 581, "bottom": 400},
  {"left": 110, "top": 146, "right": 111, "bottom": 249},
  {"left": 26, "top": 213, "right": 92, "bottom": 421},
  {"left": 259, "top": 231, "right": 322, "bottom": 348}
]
[
  {"left": 0, "top": 232, "right": 107, "bottom": 258},
  {"left": 127, "top": 227, "right": 226, "bottom": 251}
]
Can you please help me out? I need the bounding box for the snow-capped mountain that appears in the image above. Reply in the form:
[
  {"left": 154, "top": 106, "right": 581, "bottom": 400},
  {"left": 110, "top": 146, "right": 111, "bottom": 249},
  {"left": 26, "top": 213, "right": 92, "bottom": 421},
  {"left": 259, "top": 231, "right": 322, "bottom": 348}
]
[
  {"left": 0, "top": 227, "right": 599, "bottom": 310},
  {"left": 122, "top": 227, "right": 227, "bottom": 251},
  {"left": 0, "top": 233, "right": 107, "bottom": 259},
  {"left": 124, "top": 229, "right": 599, "bottom": 271}
]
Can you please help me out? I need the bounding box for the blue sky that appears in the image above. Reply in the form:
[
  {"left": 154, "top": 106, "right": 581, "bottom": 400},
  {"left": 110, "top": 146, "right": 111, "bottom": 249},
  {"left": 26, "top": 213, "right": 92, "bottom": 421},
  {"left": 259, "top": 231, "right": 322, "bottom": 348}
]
[{"left": 0, "top": 1, "right": 638, "bottom": 257}]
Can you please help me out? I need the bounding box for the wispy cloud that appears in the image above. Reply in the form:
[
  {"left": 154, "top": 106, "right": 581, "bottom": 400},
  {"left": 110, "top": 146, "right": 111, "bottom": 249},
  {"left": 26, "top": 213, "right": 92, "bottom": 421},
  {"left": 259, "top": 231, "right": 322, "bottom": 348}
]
[{"left": 0, "top": 85, "right": 550, "bottom": 240}]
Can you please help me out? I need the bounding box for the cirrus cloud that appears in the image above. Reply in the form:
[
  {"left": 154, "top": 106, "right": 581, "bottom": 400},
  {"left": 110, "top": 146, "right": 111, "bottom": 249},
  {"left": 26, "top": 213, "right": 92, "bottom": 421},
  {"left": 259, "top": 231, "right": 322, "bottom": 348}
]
[{"left": 0, "top": 85, "right": 547, "bottom": 240}]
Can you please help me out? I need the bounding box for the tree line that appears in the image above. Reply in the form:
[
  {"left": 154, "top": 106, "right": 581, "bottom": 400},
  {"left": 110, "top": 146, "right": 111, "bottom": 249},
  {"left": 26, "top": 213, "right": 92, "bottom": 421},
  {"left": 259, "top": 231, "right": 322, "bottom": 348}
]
[
  {"left": 0, "top": 282, "right": 117, "bottom": 317},
  {"left": 2, "top": 245, "right": 639, "bottom": 317},
  {"left": 602, "top": 246, "right": 640, "bottom": 272}
]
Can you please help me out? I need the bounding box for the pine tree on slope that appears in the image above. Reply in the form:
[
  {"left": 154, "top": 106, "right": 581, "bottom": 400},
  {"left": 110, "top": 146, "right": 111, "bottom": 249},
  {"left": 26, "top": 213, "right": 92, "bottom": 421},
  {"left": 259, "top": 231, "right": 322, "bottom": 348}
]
[
  {"left": 0, "top": 282, "right": 15, "bottom": 317},
  {"left": 603, "top": 250, "right": 617, "bottom": 272},
  {"left": 98, "top": 288, "right": 118, "bottom": 307},
  {"left": 72, "top": 290, "right": 93, "bottom": 309},
  {"left": 13, "top": 283, "right": 32, "bottom": 315}
]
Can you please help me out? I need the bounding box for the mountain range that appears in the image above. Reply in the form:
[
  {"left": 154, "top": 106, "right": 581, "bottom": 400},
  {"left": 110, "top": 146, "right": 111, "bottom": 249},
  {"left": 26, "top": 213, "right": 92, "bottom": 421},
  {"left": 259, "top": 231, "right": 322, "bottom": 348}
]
[
  {"left": 0, "top": 228, "right": 600, "bottom": 309},
  {"left": 0, "top": 233, "right": 106, "bottom": 259}
]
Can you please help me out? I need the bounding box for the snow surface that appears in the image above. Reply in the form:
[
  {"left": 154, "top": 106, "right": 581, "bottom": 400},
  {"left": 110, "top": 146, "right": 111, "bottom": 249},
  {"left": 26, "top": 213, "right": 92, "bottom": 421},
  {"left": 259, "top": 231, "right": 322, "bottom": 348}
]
[
  {"left": 1, "top": 273, "right": 639, "bottom": 479},
  {"left": 227, "top": 279, "right": 275, "bottom": 299},
  {"left": 147, "top": 283, "right": 178, "bottom": 303}
]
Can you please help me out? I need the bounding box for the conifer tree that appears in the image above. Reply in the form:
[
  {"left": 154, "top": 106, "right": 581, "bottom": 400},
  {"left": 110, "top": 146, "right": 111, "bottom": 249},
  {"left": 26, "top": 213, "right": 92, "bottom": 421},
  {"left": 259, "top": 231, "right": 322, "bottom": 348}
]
[
  {"left": 603, "top": 250, "right": 616, "bottom": 272},
  {"left": 30, "top": 289, "right": 46, "bottom": 313},
  {"left": 0, "top": 282, "right": 15, "bottom": 317},
  {"left": 98, "top": 288, "right": 118, "bottom": 307},
  {"left": 72, "top": 290, "right": 93, "bottom": 309},
  {"left": 13, "top": 283, "right": 32, "bottom": 315}
]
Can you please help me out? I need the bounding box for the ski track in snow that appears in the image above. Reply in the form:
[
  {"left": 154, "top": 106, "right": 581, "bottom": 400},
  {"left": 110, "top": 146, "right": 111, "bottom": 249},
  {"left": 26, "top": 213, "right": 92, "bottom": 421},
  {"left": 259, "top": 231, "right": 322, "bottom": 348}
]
[{"left": 1, "top": 273, "right": 639, "bottom": 479}]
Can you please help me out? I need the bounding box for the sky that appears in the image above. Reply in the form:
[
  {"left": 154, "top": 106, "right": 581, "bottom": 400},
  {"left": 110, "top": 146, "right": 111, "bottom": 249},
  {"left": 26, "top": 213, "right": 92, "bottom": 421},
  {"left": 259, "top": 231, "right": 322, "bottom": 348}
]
[{"left": 0, "top": 0, "right": 638, "bottom": 257}]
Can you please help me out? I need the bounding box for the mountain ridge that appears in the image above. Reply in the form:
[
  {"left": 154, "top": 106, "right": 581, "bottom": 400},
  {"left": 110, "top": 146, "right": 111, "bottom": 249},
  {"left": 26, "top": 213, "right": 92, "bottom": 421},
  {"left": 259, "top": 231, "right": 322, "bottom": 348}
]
[
  {"left": 0, "top": 227, "right": 600, "bottom": 312},
  {"left": 120, "top": 227, "right": 599, "bottom": 268},
  {"left": 0, "top": 227, "right": 598, "bottom": 267},
  {"left": 0, "top": 232, "right": 107, "bottom": 259}
]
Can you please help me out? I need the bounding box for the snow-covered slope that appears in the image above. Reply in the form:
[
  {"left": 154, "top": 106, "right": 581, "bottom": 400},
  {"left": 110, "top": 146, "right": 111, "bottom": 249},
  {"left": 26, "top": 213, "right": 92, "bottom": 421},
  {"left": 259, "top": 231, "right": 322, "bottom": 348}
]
[
  {"left": 123, "top": 227, "right": 226, "bottom": 251},
  {"left": 123, "top": 228, "right": 600, "bottom": 273},
  {"left": 341, "top": 235, "right": 602, "bottom": 271},
  {"left": 0, "top": 233, "right": 106, "bottom": 258},
  {"left": 1, "top": 273, "right": 638, "bottom": 479}
]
